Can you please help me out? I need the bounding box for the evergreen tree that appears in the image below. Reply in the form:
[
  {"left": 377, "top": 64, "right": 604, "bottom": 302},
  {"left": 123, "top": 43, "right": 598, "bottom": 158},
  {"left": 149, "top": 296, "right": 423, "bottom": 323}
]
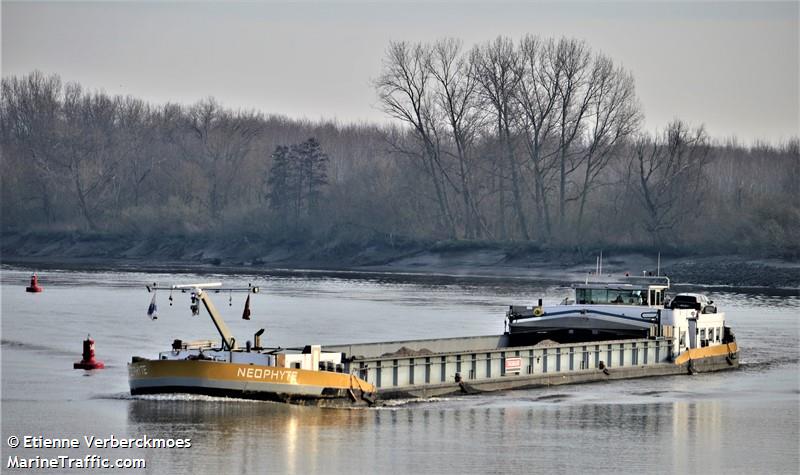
[
  {"left": 266, "top": 145, "right": 291, "bottom": 214},
  {"left": 297, "top": 137, "right": 329, "bottom": 213},
  {"left": 265, "top": 138, "right": 329, "bottom": 230}
]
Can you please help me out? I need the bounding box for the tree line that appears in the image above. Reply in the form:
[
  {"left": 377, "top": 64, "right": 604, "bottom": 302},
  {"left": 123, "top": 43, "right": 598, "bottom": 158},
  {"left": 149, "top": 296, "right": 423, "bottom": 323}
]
[{"left": 1, "top": 35, "right": 798, "bottom": 258}]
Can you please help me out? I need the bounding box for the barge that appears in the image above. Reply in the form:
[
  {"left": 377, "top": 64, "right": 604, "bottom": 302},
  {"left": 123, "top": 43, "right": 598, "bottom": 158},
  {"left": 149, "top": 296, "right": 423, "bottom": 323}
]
[{"left": 129, "top": 277, "right": 738, "bottom": 406}]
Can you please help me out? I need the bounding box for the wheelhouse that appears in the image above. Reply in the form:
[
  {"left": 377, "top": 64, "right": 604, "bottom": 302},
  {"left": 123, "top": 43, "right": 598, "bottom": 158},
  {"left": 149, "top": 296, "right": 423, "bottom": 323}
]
[{"left": 573, "top": 276, "right": 670, "bottom": 307}]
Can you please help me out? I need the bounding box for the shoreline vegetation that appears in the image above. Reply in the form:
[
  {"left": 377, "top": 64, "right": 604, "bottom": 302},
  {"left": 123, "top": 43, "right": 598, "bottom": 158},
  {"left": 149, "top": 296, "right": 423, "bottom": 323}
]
[
  {"left": 2, "top": 231, "right": 798, "bottom": 289},
  {"left": 2, "top": 36, "right": 798, "bottom": 286}
]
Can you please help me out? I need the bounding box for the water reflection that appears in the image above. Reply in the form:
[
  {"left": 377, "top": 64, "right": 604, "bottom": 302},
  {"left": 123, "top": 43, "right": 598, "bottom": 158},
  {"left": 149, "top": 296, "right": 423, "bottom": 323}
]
[
  {"left": 672, "top": 400, "right": 723, "bottom": 474},
  {"left": 127, "top": 400, "right": 370, "bottom": 473},
  {"left": 124, "top": 397, "right": 772, "bottom": 474}
]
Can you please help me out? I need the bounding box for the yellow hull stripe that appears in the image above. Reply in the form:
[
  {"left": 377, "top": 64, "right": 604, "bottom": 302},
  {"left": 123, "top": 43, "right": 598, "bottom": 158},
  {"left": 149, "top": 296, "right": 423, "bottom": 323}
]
[
  {"left": 674, "top": 342, "right": 738, "bottom": 365},
  {"left": 129, "top": 359, "right": 375, "bottom": 393}
]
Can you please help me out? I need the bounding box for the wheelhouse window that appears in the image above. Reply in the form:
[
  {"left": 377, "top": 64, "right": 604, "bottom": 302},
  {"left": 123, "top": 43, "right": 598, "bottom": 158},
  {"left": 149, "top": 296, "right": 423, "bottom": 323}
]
[
  {"left": 592, "top": 289, "right": 608, "bottom": 303},
  {"left": 576, "top": 289, "right": 589, "bottom": 304},
  {"left": 576, "top": 288, "right": 645, "bottom": 305}
]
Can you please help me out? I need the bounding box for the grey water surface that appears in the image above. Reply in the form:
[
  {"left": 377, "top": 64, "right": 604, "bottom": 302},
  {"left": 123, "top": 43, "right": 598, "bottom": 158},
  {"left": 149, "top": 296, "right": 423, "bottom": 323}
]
[{"left": 1, "top": 266, "right": 798, "bottom": 474}]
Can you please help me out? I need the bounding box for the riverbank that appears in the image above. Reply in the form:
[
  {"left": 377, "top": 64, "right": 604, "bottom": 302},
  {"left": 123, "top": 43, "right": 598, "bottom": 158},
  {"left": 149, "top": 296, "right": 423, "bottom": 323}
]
[{"left": 2, "top": 231, "right": 798, "bottom": 289}]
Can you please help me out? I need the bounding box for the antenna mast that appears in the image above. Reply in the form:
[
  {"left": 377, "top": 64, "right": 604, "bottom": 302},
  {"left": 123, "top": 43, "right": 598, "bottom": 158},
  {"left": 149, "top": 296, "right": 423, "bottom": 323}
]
[{"left": 657, "top": 252, "right": 661, "bottom": 276}]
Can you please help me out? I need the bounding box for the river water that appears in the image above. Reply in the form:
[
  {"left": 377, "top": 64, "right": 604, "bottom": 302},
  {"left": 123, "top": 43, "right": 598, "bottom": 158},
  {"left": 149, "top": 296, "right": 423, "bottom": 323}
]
[{"left": 1, "top": 266, "right": 798, "bottom": 474}]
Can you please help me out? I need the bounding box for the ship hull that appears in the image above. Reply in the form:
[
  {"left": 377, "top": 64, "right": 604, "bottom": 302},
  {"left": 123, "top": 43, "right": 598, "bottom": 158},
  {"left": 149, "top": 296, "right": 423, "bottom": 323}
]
[
  {"left": 129, "top": 342, "right": 738, "bottom": 405},
  {"left": 128, "top": 359, "right": 376, "bottom": 407},
  {"left": 378, "top": 343, "right": 740, "bottom": 399}
]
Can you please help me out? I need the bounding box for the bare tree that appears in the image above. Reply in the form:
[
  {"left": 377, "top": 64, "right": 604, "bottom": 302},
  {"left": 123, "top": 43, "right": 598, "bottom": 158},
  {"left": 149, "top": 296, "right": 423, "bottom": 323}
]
[
  {"left": 632, "top": 120, "right": 711, "bottom": 246},
  {"left": 471, "top": 36, "right": 529, "bottom": 240},
  {"left": 554, "top": 38, "right": 594, "bottom": 229},
  {"left": 428, "top": 38, "right": 484, "bottom": 238},
  {"left": 179, "top": 98, "right": 262, "bottom": 219},
  {"left": 515, "top": 36, "right": 561, "bottom": 238},
  {"left": 59, "top": 83, "right": 122, "bottom": 230},
  {"left": 573, "top": 54, "right": 641, "bottom": 237},
  {"left": 376, "top": 41, "right": 457, "bottom": 238},
  {"left": 0, "top": 72, "right": 64, "bottom": 223}
]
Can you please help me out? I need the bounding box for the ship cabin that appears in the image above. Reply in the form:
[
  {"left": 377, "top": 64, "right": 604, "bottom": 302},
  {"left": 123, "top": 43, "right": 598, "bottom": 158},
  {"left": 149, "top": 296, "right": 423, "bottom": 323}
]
[{"left": 571, "top": 276, "right": 670, "bottom": 308}]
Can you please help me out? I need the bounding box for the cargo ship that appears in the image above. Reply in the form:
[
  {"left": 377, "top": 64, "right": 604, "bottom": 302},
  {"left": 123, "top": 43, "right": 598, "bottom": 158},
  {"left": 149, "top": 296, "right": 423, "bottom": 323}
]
[{"left": 128, "top": 277, "right": 738, "bottom": 405}]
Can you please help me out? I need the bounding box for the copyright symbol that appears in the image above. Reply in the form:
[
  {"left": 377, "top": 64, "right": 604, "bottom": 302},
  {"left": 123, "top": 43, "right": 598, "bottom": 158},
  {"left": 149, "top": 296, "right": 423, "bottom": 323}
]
[{"left": 7, "top": 436, "right": 19, "bottom": 448}]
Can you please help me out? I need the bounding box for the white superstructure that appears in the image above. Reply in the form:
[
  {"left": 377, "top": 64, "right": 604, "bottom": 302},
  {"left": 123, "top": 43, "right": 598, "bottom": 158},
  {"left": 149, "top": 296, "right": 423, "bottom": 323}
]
[{"left": 507, "top": 276, "right": 734, "bottom": 361}]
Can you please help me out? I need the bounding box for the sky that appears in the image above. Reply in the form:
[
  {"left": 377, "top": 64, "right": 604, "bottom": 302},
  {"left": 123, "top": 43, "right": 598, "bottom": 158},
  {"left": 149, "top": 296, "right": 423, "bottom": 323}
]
[{"left": 2, "top": 1, "right": 798, "bottom": 144}]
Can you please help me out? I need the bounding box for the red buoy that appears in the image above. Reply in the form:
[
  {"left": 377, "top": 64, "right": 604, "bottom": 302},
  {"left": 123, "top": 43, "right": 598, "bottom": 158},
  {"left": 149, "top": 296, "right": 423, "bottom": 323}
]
[
  {"left": 73, "top": 335, "right": 105, "bottom": 370},
  {"left": 25, "top": 273, "right": 43, "bottom": 293}
]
